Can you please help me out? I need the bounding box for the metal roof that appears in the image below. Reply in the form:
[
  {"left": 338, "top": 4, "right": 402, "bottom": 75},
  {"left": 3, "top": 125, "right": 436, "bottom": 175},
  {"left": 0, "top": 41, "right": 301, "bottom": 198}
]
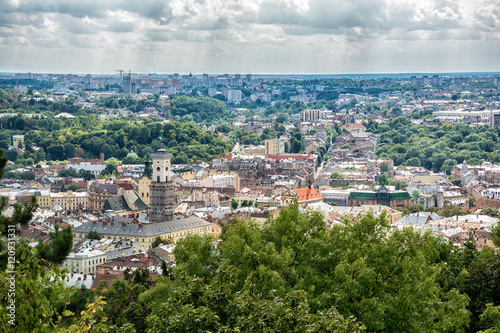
[{"left": 73, "top": 215, "right": 211, "bottom": 238}]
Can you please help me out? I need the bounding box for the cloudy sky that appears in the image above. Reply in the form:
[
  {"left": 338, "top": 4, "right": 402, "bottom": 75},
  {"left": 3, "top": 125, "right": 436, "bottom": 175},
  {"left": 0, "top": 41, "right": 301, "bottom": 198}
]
[{"left": 0, "top": 0, "right": 499, "bottom": 74}]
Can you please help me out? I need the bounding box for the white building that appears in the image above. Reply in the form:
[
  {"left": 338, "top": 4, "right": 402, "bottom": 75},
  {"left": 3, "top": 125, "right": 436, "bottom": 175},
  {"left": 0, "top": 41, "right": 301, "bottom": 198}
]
[
  {"left": 64, "top": 247, "right": 107, "bottom": 275},
  {"left": 226, "top": 89, "right": 242, "bottom": 104},
  {"left": 65, "top": 162, "right": 106, "bottom": 177}
]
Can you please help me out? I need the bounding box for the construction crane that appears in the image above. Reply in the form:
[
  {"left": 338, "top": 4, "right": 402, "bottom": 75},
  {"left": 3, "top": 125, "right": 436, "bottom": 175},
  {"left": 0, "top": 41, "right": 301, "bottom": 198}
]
[
  {"left": 116, "top": 69, "right": 124, "bottom": 85},
  {"left": 123, "top": 70, "right": 137, "bottom": 95}
]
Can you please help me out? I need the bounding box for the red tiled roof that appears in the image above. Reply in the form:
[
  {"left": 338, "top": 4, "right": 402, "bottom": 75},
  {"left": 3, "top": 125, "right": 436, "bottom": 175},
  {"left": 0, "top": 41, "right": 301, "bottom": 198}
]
[
  {"left": 292, "top": 187, "right": 322, "bottom": 202},
  {"left": 340, "top": 123, "right": 366, "bottom": 130}
]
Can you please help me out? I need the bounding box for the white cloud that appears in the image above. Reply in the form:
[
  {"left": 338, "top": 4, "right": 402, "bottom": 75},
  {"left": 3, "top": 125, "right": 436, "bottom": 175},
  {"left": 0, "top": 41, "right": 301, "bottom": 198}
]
[{"left": 0, "top": 0, "right": 498, "bottom": 73}]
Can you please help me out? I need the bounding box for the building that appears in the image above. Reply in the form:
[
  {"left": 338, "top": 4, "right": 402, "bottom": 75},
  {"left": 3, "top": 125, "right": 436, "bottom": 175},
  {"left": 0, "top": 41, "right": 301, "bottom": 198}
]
[
  {"left": 50, "top": 191, "right": 88, "bottom": 213},
  {"left": 265, "top": 138, "right": 286, "bottom": 155},
  {"left": 138, "top": 157, "right": 153, "bottom": 206},
  {"left": 72, "top": 215, "right": 217, "bottom": 249},
  {"left": 66, "top": 153, "right": 106, "bottom": 177},
  {"left": 339, "top": 123, "right": 366, "bottom": 133},
  {"left": 64, "top": 247, "right": 107, "bottom": 275},
  {"left": 12, "top": 135, "right": 24, "bottom": 148},
  {"left": 301, "top": 109, "right": 324, "bottom": 122},
  {"left": 103, "top": 192, "right": 149, "bottom": 216},
  {"left": 226, "top": 89, "right": 242, "bottom": 104},
  {"left": 149, "top": 149, "right": 176, "bottom": 223},
  {"left": 281, "top": 186, "right": 323, "bottom": 206},
  {"left": 348, "top": 185, "right": 411, "bottom": 208},
  {"left": 87, "top": 181, "right": 128, "bottom": 212}
]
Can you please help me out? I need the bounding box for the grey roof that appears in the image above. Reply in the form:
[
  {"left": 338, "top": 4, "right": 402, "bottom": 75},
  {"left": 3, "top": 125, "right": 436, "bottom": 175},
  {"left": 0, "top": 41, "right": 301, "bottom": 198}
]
[
  {"left": 103, "top": 193, "right": 148, "bottom": 213},
  {"left": 73, "top": 215, "right": 212, "bottom": 238},
  {"left": 394, "top": 212, "right": 442, "bottom": 226},
  {"left": 92, "top": 183, "right": 120, "bottom": 195}
]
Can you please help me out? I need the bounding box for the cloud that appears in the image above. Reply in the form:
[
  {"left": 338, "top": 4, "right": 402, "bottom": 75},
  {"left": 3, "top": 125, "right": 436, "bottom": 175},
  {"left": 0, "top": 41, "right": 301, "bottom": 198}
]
[{"left": 0, "top": 0, "right": 498, "bottom": 73}]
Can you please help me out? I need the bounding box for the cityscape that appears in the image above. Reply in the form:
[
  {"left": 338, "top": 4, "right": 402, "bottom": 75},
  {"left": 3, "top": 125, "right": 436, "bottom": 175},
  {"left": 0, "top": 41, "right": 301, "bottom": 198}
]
[{"left": 1, "top": 0, "right": 500, "bottom": 332}]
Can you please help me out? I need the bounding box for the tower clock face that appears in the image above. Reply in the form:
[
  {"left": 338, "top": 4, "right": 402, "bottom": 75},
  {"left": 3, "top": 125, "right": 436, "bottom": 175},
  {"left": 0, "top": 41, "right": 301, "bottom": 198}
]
[{"left": 157, "top": 167, "right": 160, "bottom": 171}]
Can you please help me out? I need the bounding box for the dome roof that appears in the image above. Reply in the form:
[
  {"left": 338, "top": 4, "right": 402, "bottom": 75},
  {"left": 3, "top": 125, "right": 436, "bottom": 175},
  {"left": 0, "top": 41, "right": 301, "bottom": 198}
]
[{"left": 126, "top": 151, "right": 138, "bottom": 158}]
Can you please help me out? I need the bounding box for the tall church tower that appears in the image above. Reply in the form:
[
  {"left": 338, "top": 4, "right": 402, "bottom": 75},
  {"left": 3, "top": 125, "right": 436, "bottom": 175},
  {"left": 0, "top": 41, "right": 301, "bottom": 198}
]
[{"left": 149, "top": 149, "right": 176, "bottom": 223}]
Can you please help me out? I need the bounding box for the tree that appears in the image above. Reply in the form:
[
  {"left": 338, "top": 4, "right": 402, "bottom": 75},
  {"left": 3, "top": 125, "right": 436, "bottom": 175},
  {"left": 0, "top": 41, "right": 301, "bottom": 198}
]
[
  {"left": 330, "top": 172, "right": 346, "bottom": 179},
  {"left": 231, "top": 198, "right": 238, "bottom": 210},
  {"left": 138, "top": 204, "right": 470, "bottom": 332},
  {"left": 380, "top": 161, "right": 389, "bottom": 172},
  {"left": 87, "top": 230, "right": 102, "bottom": 240},
  {"left": 67, "top": 184, "right": 84, "bottom": 192},
  {"left": 102, "top": 160, "right": 120, "bottom": 176},
  {"left": 36, "top": 224, "right": 74, "bottom": 265},
  {"left": 378, "top": 173, "right": 390, "bottom": 184}
]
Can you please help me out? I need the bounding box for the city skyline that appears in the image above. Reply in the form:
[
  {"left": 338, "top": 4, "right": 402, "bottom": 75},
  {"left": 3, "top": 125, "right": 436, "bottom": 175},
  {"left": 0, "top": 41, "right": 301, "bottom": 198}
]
[{"left": 0, "top": 0, "right": 499, "bottom": 74}]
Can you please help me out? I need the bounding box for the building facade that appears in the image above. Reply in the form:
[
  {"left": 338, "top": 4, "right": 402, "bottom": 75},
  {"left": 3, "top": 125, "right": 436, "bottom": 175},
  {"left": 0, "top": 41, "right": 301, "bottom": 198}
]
[
  {"left": 149, "top": 149, "right": 176, "bottom": 223},
  {"left": 64, "top": 248, "right": 107, "bottom": 275},
  {"left": 265, "top": 138, "right": 286, "bottom": 155},
  {"left": 301, "top": 109, "right": 324, "bottom": 122},
  {"left": 348, "top": 186, "right": 411, "bottom": 208},
  {"left": 50, "top": 191, "right": 88, "bottom": 212}
]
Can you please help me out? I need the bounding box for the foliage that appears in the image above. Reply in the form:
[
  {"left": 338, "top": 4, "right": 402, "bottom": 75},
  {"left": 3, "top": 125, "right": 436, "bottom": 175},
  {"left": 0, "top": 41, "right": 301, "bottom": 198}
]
[
  {"left": 87, "top": 230, "right": 102, "bottom": 240},
  {"left": 0, "top": 242, "right": 75, "bottom": 332},
  {"left": 36, "top": 224, "right": 74, "bottom": 264},
  {"left": 370, "top": 118, "right": 500, "bottom": 173},
  {"left": 151, "top": 235, "right": 173, "bottom": 248},
  {"left": 231, "top": 198, "right": 238, "bottom": 210},
  {"left": 0, "top": 195, "right": 38, "bottom": 235},
  {"left": 169, "top": 95, "right": 232, "bottom": 122},
  {"left": 330, "top": 171, "right": 346, "bottom": 179},
  {"left": 137, "top": 204, "right": 472, "bottom": 332},
  {"left": 0, "top": 102, "right": 230, "bottom": 166}
]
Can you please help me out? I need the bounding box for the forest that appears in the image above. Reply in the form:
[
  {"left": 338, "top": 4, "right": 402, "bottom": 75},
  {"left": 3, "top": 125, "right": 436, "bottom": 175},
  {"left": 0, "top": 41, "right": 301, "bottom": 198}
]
[
  {"left": 367, "top": 117, "right": 500, "bottom": 173},
  {"left": 0, "top": 113, "right": 231, "bottom": 166}
]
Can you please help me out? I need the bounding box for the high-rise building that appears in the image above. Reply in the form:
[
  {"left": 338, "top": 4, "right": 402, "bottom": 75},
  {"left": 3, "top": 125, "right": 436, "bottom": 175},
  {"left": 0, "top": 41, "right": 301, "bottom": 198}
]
[
  {"left": 149, "top": 149, "right": 176, "bottom": 223},
  {"left": 123, "top": 75, "right": 135, "bottom": 95},
  {"left": 265, "top": 138, "right": 286, "bottom": 155},
  {"left": 301, "top": 109, "right": 324, "bottom": 121}
]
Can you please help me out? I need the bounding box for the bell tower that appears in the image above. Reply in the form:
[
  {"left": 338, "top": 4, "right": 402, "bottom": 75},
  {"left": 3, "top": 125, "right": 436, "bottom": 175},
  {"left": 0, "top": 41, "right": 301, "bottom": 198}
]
[{"left": 149, "top": 149, "right": 176, "bottom": 223}]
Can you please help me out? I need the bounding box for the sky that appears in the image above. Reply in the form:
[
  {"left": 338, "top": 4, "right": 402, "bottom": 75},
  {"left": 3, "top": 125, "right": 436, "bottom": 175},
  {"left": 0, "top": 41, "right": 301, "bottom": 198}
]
[{"left": 0, "top": 0, "right": 499, "bottom": 74}]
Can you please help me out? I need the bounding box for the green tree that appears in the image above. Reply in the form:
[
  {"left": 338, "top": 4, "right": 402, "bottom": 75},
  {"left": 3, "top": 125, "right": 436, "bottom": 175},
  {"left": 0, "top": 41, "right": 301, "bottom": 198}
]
[
  {"left": 36, "top": 224, "right": 74, "bottom": 265},
  {"left": 87, "top": 230, "right": 102, "bottom": 240},
  {"left": 330, "top": 171, "right": 346, "bottom": 179},
  {"left": 231, "top": 198, "right": 239, "bottom": 210},
  {"left": 380, "top": 161, "right": 389, "bottom": 172}
]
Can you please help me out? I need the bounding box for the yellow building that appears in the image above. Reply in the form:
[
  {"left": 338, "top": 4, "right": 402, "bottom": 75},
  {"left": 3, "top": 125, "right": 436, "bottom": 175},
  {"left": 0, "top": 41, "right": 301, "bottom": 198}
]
[
  {"left": 50, "top": 191, "right": 88, "bottom": 212},
  {"left": 36, "top": 193, "right": 51, "bottom": 209},
  {"left": 137, "top": 158, "right": 153, "bottom": 206},
  {"left": 265, "top": 138, "right": 286, "bottom": 155},
  {"left": 281, "top": 187, "right": 323, "bottom": 206}
]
